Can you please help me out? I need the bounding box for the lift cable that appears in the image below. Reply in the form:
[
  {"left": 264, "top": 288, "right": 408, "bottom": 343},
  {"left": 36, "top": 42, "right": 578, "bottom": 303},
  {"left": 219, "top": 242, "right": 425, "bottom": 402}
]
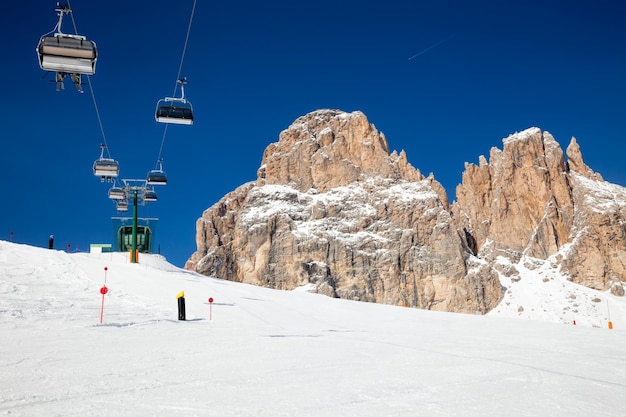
[
  {"left": 173, "top": 0, "right": 197, "bottom": 96},
  {"left": 155, "top": 0, "right": 197, "bottom": 165},
  {"left": 66, "top": 0, "right": 113, "bottom": 160},
  {"left": 86, "top": 77, "right": 113, "bottom": 159}
]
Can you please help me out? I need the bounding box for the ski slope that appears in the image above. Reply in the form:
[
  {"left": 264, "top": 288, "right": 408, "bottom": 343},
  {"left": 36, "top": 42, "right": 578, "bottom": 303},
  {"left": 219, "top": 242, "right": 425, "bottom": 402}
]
[{"left": 1, "top": 241, "right": 625, "bottom": 416}]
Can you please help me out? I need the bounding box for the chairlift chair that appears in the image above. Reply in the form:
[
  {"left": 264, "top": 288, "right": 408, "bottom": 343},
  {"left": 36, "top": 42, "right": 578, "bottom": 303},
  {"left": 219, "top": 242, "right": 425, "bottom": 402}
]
[
  {"left": 155, "top": 100, "right": 194, "bottom": 124},
  {"left": 37, "top": 34, "right": 97, "bottom": 75},
  {"left": 36, "top": 4, "right": 97, "bottom": 92},
  {"left": 93, "top": 144, "right": 119, "bottom": 180},
  {"left": 116, "top": 201, "right": 128, "bottom": 212},
  {"left": 108, "top": 186, "right": 125, "bottom": 200},
  {"left": 146, "top": 159, "right": 167, "bottom": 185},
  {"left": 93, "top": 158, "right": 119, "bottom": 178},
  {"left": 155, "top": 78, "right": 194, "bottom": 125},
  {"left": 143, "top": 189, "right": 158, "bottom": 202},
  {"left": 146, "top": 170, "right": 167, "bottom": 185}
]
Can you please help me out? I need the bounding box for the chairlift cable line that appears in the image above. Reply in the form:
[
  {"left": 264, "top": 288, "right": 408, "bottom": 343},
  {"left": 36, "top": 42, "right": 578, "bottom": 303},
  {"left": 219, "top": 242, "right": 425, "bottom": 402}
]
[
  {"left": 173, "top": 0, "right": 197, "bottom": 96},
  {"left": 156, "top": 0, "right": 197, "bottom": 164},
  {"left": 64, "top": 0, "right": 113, "bottom": 160},
  {"left": 86, "top": 77, "right": 113, "bottom": 159},
  {"left": 156, "top": 124, "right": 170, "bottom": 168}
]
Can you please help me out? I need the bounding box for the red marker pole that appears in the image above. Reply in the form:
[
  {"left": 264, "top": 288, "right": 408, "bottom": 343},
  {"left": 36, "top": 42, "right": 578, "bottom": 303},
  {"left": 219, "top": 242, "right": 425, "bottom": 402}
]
[
  {"left": 99, "top": 267, "right": 109, "bottom": 324},
  {"left": 208, "top": 297, "right": 214, "bottom": 321},
  {"left": 67, "top": 243, "right": 71, "bottom": 253}
]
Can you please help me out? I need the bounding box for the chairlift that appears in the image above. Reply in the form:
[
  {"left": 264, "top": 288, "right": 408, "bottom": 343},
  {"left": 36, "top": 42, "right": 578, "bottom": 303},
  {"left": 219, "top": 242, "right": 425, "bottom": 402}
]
[
  {"left": 146, "top": 170, "right": 167, "bottom": 185},
  {"left": 38, "top": 35, "right": 97, "bottom": 74},
  {"left": 108, "top": 186, "right": 125, "bottom": 200},
  {"left": 144, "top": 189, "right": 158, "bottom": 202},
  {"left": 155, "top": 78, "right": 194, "bottom": 125},
  {"left": 93, "top": 144, "right": 119, "bottom": 181},
  {"left": 36, "top": 3, "right": 97, "bottom": 92},
  {"left": 116, "top": 201, "right": 128, "bottom": 212},
  {"left": 146, "top": 159, "right": 167, "bottom": 185},
  {"left": 93, "top": 159, "right": 119, "bottom": 179}
]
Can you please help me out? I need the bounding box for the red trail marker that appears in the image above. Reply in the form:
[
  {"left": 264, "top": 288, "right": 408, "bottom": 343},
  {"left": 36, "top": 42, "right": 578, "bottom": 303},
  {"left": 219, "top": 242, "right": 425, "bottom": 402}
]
[{"left": 99, "top": 267, "right": 108, "bottom": 324}]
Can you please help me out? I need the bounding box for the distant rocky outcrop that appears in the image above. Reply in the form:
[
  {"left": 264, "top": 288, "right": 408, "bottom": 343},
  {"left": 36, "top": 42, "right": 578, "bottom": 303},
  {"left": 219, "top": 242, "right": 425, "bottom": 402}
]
[
  {"left": 452, "top": 128, "right": 626, "bottom": 294},
  {"left": 186, "top": 110, "right": 626, "bottom": 314}
]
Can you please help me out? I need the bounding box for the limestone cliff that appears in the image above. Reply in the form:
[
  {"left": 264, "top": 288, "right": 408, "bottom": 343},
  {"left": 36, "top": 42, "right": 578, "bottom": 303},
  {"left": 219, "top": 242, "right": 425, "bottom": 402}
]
[
  {"left": 453, "top": 128, "right": 573, "bottom": 259},
  {"left": 186, "top": 110, "right": 500, "bottom": 313},
  {"left": 186, "top": 111, "right": 626, "bottom": 315},
  {"left": 453, "top": 128, "right": 626, "bottom": 295}
]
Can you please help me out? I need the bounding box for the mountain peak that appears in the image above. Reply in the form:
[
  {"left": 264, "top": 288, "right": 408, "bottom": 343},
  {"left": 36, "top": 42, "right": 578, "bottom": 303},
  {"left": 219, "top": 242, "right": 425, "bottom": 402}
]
[
  {"left": 502, "top": 126, "right": 542, "bottom": 144},
  {"left": 257, "top": 109, "right": 424, "bottom": 193},
  {"left": 566, "top": 136, "right": 603, "bottom": 181}
]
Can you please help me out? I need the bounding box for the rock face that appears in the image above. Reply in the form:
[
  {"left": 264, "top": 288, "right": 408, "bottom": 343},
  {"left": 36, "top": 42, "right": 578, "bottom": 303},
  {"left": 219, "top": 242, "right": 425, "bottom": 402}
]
[
  {"left": 186, "top": 110, "right": 626, "bottom": 314},
  {"left": 186, "top": 110, "right": 500, "bottom": 313},
  {"left": 257, "top": 110, "right": 425, "bottom": 191},
  {"left": 453, "top": 128, "right": 626, "bottom": 293},
  {"left": 453, "top": 128, "right": 574, "bottom": 259}
]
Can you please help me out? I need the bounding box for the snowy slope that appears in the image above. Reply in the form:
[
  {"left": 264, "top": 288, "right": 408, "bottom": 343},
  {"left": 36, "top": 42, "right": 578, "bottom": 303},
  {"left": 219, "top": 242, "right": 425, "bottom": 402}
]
[
  {"left": 1, "top": 241, "right": 625, "bottom": 417},
  {"left": 487, "top": 252, "right": 626, "bottom": 327}
]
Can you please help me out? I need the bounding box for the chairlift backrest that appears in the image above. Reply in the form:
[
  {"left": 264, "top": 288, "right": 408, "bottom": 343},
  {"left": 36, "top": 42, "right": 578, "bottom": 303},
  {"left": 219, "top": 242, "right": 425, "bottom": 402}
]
[{"left": 39, "top": 35, "right": 97, "bottom": 58}]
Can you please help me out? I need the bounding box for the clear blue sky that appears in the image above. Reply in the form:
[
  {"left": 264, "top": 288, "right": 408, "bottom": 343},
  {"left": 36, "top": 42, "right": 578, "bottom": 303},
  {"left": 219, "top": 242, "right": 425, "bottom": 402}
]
[{"left": 2, "top": 1, "right": 625, "bottom": 267}]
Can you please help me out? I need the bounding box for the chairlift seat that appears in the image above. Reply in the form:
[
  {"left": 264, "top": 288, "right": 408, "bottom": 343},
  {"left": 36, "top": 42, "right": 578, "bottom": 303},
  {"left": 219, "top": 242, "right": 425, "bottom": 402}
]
[
  {"left": 146, "top": 170, "right": 167, "bottom": 185},
  {"left": 116, "top": 201, "right": 128, "bottom": 212},
  {"left": 38, "top": 35, "right": 97, "bottom": 75},
  {"left": 93, "top": 158, "right": 119, "bottom": 177},
  {"left": 155, "top": 100, "right": 194, "bottom": 125},
  {"left": 108, "top": 187, "right": 125, "bottom": 200},
  {"left": 144, "top": 190, "right": 158, "bottom": 202}
]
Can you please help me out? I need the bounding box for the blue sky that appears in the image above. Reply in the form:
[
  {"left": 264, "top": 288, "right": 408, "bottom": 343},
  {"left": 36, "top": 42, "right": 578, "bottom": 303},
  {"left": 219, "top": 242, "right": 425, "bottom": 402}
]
[{"left": 2, "top": 0, "right": 625, "bottom": 267}]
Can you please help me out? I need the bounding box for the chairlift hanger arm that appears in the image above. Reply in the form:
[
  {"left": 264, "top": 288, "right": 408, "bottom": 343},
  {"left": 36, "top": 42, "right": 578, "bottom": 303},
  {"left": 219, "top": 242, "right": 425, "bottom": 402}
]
[{"left": 53, "top": 2, "right": 71, "bottom": 35}]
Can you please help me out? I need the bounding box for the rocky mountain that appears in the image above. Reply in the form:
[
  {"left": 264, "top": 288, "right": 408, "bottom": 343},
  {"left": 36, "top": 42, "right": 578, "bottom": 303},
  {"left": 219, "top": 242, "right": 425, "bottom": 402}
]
[
  {"left": 453, "top": 128, "right": 626, "bottom": 296},
  {"left": 185, "top": 109, "right": 626, "bottom": 314}
]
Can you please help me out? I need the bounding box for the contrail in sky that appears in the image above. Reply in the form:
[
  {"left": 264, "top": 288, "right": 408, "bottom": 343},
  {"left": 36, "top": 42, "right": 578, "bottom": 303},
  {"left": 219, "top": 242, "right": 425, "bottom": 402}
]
[{"left": 408, "top": 34, "right": 455, "bottom": 61}]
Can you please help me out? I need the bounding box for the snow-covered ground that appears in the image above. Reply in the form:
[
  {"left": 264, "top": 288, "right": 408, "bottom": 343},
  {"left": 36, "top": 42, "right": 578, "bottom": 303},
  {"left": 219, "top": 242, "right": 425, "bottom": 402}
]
[
  {"left": 1, "top": 240, "right": 625, "bottom": 416},
  {"left": 487, "top": 253, "right": 626, "bottom": 328}
]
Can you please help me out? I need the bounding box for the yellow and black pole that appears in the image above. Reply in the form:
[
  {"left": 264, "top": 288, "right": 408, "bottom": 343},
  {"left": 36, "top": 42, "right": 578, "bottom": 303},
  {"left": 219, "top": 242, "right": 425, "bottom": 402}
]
[{"left": 177, "top": 291, "right": 186, "bottom": 321}]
